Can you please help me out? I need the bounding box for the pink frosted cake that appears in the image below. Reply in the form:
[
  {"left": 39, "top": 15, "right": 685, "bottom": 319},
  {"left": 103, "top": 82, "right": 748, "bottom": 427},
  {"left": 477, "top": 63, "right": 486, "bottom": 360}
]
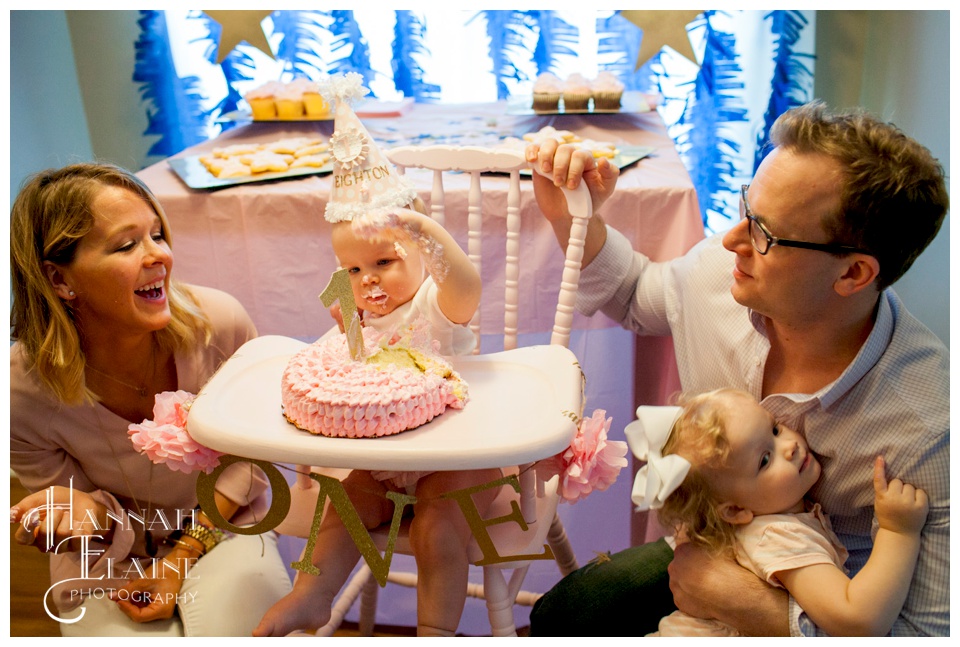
[{"left": 281, "top": 327, "right": 469, "bottom": 438}]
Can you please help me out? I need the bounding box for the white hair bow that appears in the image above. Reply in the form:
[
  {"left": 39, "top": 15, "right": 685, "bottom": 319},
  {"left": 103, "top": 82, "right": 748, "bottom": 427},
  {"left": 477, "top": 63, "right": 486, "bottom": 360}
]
[{"left": 624, "top": 406, "right": 691, "bottom": 511}]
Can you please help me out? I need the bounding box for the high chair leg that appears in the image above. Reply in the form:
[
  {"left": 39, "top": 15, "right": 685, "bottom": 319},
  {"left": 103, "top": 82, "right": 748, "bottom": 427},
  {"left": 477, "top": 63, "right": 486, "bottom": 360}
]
[
  {"left": 547, "top": 512, "right": 579, "bottom": 576},
  {"left": 315, "top": 563, "right": 373, "bottom": 637},
  {"left": 359, "top": 568, "right": 379, "bottom": 636},
  {"left": 482, "top": 567, "right": 518, "bottom": 637}
]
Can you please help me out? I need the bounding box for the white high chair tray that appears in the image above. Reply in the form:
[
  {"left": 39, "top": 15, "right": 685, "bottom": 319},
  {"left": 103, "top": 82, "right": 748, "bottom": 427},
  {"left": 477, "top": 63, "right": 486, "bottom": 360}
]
[{"left": 188, "top": 335, "right": 583, "bottom": 471}]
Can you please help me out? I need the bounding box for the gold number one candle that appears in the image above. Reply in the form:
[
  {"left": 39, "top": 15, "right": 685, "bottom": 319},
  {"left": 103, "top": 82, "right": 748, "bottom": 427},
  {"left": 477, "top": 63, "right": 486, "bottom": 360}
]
[{"left": 319, "top": 268, "right": 365, "bottom": 360}]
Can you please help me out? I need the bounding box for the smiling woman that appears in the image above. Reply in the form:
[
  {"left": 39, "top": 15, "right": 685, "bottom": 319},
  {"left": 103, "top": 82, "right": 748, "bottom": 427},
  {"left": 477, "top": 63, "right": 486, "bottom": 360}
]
[
  {"left": 44, "top": 184, "right": 177, "bottom": 414},
  {"left": 8, "top": 163, "right": 292, "bottom": 636},
  {"left": 11, "top": 165, "right": 198, "bottom": 409}
]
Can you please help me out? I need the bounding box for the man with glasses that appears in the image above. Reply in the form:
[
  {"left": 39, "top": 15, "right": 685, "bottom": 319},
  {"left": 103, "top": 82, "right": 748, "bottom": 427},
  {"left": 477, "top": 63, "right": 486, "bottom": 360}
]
[{"left": 524, "top": 100, "right": 948, "bottom": 636}]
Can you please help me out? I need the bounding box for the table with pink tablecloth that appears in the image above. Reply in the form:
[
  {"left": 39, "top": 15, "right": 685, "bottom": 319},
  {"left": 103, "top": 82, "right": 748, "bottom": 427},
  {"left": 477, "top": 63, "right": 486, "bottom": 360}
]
[
  {"left": 138, "top": 103, "right": 702, "bottom": 340},
  {"left": 137, "top": 101, "right": 703, "bottom": 630}
]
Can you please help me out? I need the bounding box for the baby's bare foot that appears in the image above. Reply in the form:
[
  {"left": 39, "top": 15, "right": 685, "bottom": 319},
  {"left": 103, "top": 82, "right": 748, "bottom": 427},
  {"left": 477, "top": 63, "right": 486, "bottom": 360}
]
[{"left": 252, "top": 577, "right": 334, "bottom": 637}]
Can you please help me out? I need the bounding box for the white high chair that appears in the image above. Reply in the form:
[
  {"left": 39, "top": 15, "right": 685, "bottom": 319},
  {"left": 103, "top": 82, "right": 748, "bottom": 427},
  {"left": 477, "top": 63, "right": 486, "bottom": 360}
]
[
  {"left": 190, "top": 145, "right": 594, "bottom": 637},
  {"left": 318, "top": 144, "right": 592, "bottom": 636}
]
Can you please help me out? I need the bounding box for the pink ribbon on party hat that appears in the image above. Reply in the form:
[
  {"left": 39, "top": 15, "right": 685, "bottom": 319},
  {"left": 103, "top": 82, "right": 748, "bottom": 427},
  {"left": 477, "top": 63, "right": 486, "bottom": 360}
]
[{"left": 624, "top": 405, "right": 690, "bottom": 510}]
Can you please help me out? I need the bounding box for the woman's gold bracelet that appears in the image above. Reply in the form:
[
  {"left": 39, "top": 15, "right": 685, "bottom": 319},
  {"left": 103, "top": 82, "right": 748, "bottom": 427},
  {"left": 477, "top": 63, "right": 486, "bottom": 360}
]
[
  {"left": 168, "top": 537, "right": 205, "bottom": 556},
  {"left": 181, "top": 523, "right": 222, "bottom": 554}
]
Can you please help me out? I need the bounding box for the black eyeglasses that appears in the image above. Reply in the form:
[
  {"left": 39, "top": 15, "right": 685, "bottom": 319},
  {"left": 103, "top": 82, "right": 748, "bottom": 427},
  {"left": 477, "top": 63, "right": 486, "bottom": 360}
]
[{"left": 739, "top": 185, "right": 869, "bottom": 256}]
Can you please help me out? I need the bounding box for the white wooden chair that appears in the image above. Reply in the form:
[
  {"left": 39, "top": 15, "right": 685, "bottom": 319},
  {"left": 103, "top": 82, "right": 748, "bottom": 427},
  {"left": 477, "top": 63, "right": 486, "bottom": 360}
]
[{"left": 277, "top": 144, "right": 593, "bottom": 636}]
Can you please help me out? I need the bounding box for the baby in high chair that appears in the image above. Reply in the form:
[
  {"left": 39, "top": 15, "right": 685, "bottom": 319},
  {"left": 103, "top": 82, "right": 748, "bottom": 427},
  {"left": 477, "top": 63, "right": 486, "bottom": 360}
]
[
  {"left": 629, "top": 387, "right": 928, "bottom": 637},
  {"left": 254, "top": 73, "right": 496, "bottom": 638}
]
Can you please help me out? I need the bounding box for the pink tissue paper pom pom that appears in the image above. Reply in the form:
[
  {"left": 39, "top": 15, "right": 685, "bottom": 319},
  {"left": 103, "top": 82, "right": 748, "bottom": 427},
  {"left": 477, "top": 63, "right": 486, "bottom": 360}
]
[
  {"left": 128, "top": 391, "right": 223, "bottom": 474},
  {"left": 538, "top": 409, "right": 628, "bottom": 504},
  {"left": 151, "top": 389, "right": 193, "bottom": 427}
]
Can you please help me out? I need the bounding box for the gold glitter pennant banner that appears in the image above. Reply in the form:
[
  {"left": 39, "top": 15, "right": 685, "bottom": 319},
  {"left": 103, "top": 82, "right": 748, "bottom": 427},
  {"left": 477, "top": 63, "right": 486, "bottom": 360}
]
[
  {"left": 442, "top": 474, "right": 554, "bottom": 566},
  {"left": 195, "top": 457, "right": 557, "bottom": 583},
  {"left": 291, "top": 472, "right": 416, "bottom": 586},
  {"left": 195, "top": 454, "right": 291, "bottom": 535}
]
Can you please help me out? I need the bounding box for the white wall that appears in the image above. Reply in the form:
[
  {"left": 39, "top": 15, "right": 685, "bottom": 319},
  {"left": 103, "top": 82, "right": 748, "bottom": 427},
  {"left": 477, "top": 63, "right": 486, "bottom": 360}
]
[
  {"left": 66, "top": 11, "right": 151, "bottom": 171},
  {"left": 815, "top": 10, "right": 950, "bottom": 346},
  {"left": 9, "top": 10, "right": 94, "bottom": 204}
]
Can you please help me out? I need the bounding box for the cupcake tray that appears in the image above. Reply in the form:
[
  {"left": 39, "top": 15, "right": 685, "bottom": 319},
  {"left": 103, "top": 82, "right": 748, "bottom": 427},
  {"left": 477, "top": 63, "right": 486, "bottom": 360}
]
[
  {"left": 216, "top": 110, "right": 335, "bottom": 123},
  {"left": 217, "top": 98, "right": 415, "bottom": 123},
  {"left": 506, "top": 91, "right": 653, "bottom": 116},
  {"left": 168, "top": 155, "right": 334, "bottom": 190}
]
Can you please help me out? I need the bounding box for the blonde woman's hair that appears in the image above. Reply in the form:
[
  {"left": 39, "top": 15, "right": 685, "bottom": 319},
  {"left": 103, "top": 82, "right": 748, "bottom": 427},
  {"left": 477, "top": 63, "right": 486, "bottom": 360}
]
[
  {"left": 656, "top": 388, "right": 755, "bottom": 554},
  {"left": 10, "top": 163, "right": 212, "bottom": 404}
]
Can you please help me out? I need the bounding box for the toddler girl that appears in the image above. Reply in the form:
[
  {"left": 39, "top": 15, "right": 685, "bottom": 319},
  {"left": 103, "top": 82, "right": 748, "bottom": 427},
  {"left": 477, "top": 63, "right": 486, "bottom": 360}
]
[{"left": 629, "top": 388, "right": 928, "bottom": 636}]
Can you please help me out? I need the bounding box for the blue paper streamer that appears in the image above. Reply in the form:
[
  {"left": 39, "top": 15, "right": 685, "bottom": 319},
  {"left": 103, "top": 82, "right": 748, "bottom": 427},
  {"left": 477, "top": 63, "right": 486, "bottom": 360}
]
[
  {"left": 215, "top": 48, "right": 257, "bottom": 132},
  {"left": 392, "top": 10, "right": 440, "bottom": 101},
  {"left": 328, "top": 10, "right": 378, "bottom": 97},
  {"left": 133, "top": 10, "right": 211, "bottom": 161},
  {"left": 269, "top": 10, "right": 329, "bottom": 80},
  {"left": 597, "top": 12, "right": 650, "bottom": 92},
  {"left": 673, "top": 11, "right": 748, "bottom": 227},
  {"left": 469, "top": 10, "right": 534, "bottom": 100},
  {"left": 530, "top": 10, "right": 578, "bottom": 76},
  {"left": 754, "top": 10, "right": 814, "bottom": 171}
]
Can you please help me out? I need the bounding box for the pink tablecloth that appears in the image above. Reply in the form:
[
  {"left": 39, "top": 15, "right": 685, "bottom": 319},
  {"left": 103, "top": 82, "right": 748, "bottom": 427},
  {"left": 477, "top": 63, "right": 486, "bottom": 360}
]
[
  {"left": 137, "top": 102, "right": 703, "bottom": 630},
  {"left": 137, "top": 102, "right": 702, "bottom": 341}
]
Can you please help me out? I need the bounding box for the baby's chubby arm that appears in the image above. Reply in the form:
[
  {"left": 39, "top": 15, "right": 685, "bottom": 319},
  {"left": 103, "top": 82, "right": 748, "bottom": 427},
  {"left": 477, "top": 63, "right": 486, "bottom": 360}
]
[
  {"left": 775, "top": 456, "right": 929, "bottom": 636},
  {"left": 353, "top": 210, "right": 481, "bottom": 325}
]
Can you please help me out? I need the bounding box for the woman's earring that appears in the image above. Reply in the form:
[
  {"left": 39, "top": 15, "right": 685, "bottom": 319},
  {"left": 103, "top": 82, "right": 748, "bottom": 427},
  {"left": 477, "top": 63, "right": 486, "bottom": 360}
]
[{"left": 68, "top": 291, "right": 76, "bottom": 297}]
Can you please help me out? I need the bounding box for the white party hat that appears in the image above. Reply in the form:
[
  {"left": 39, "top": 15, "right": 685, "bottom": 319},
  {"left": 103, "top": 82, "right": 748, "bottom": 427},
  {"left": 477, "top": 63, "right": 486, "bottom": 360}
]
[{"left": 321, "top": 73, "right": 417, "bottom": 224}]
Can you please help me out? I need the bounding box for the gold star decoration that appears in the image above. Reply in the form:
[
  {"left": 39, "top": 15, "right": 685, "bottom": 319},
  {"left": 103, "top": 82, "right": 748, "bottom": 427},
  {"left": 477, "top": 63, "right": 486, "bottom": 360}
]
[
  {"left": 205, "top": 10, "right": 275, "bottom": 63},
  {"left": 622, "top": 10, "right": 703, "bottom": 69}
]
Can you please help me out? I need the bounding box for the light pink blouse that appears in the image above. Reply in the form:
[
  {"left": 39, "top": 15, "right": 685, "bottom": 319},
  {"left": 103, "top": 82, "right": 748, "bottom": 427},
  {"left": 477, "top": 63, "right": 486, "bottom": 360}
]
[{"left": 10, "top": 285, "right": 265, "bottom": 612}]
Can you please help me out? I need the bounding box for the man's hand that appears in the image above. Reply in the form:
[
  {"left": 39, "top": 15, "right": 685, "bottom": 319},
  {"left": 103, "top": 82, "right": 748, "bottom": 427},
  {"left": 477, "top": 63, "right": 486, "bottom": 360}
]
[
  {"left": 669, "top": 541, "right": 790, "bottom": 636},
  {"left": 525, "top": 140, "right": 620, "bottom": 222},
  {"left": 525, "top": 140, "right": 617, "bottom": 267}
]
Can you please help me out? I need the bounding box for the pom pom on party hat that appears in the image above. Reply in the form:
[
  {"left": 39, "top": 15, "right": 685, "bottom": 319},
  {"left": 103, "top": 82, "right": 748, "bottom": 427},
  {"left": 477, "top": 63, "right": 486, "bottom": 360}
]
[{"left": 321, "top": 72, "right": 417, "bottom": 224}]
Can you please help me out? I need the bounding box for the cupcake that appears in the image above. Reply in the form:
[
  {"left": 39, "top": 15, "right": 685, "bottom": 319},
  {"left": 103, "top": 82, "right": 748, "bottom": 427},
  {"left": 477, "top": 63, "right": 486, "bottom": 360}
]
[
  {"left": 302, "top": 85, "right": 330, "bottom": 118},
  {"left": 275, "top": 85, "right": 306, "bottom": 120},
  {"left": 244, "top": 81, "right": 282, "bottom": 120},
  {"left": 562, "top": 73, "right": 592, "bottom": 112},
  {"left": 289, "top": 78, "right": 330, "bottom": 118},
  {"left": 591, "top": 72, "right": 625, "bottom": 111},
  {"left": 531, "top": 72, "right": 562, "bottom": 112}
]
